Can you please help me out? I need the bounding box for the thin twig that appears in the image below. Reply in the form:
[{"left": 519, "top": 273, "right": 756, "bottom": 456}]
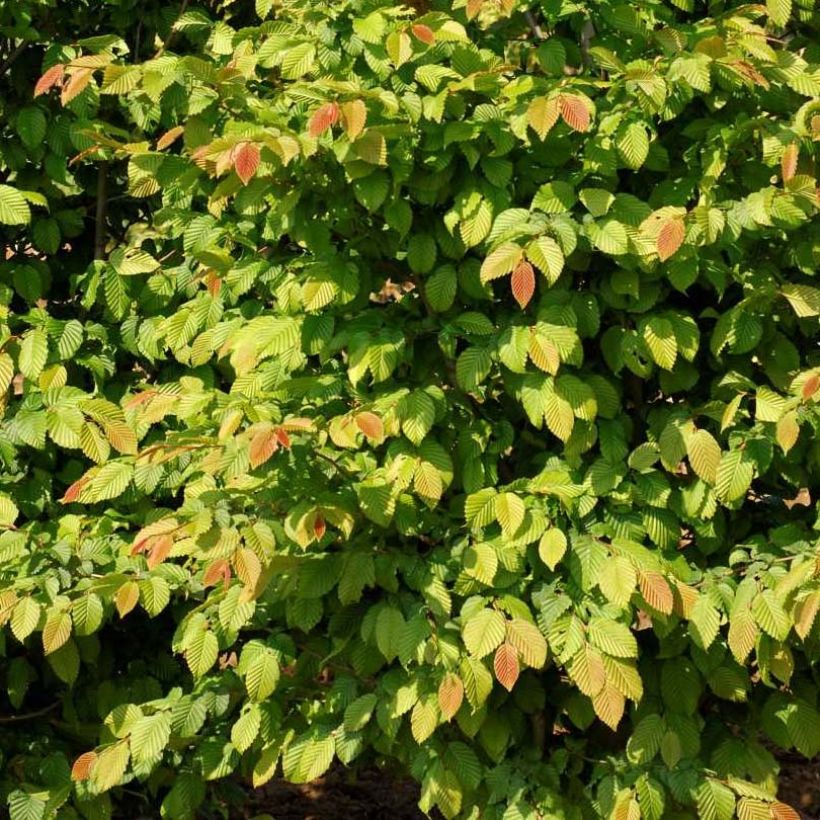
[
  {"left": 525, "top": 10, "right": 546, "bottom": 40},
  {"left": 94, "top": 161, "right": 108, "bottom": 260},
  {"left": 580, "top": 19, "right": 596, "bottom": 69},
  {"left": 0, "top": 41, "right": 27, "bottom": 76},
  {"left": 0, "top": 701, "right": 60, "bottom": 724},
  {"left": 154, "top": 0, "right": 190, "bottom": 58}
]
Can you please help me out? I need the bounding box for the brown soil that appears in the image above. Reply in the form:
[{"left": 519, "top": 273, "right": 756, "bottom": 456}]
[
  {"left": 778, "top": 754, "right": 820, "bottom": 819},
  {"left": 234, "top": 756, "right": 818, "bottom": 819},
  {"left": 240, "top": 766, "right": 429, "bottom": 820}
]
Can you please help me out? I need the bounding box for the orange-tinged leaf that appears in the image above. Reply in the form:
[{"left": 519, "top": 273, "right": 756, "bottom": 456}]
[
  {"left": 466, "top": 0, "right": 484, "bottom": 19},
  {"left": 638, "top": 570, "right": 674, "bottom": 615},
  {"left": 308, "top": 102, "right": 340, "bottom": 138},
  {"left": 274, "top": 427, "right": 291, "bottom": 449},
  {"left": 249, "top": 428, "right": 279, "bottom": 469},
  {"left": 493, "top": 642, "right": 520, "bottom": 691},
  {"left": 34, "top": 63, "right": 65, "bottom": 97},
  {"left": 61, "top": 68, "right": 93, "bottom": 106},
  {"left": 61, "top": 475, "right": 90, "bottom": 504},
  {"left": 233, "top": 548, "right": 262, "bottom": 590},
  {"left": 124, "top": 390, "right": 157, "bottom": 410},
  {"left": 156, "top": 125, "right": 185, "bottom": 151},
  {"left": 801, "top": 373, "right": 819, "bottom": 400},
  {"left": 559, "top": 94, "right": 590, "bottom": 132},
  {"left": 340, "top": 100, "right": 367, "bottom": 140},
  {"left": 411, "top": 24, "right": 435, "bottom": 44},
  {"left": 528, "top": 333, "right": 560, "bottom": 374},
  {"left": 71, "top": 751, "right": 97, "bottom": 782},
  {"left": 131, "top": 518, "right": 179, "bottom": 555},
  {"left": 438, "top": 673, "right": 464, "bottom": 721},
  {"left": 105, "top": 421, "right": 138, "bottom": 455},
  {"left": 203, "top": 559, "right": 232, "bottom": 588},
  {"left": 771, "top": 803, "right": 801, "bottom": 820},
  {"left": 114, "top": 581, "right": 139, "bottom": 618},
  {"left": 657, "top": 219, "right": 685, "bottom": 262},
  {"left": 355, "top": 411, "right": 384, "bottom": 441},
  {"left": 672, "top": 581, "right": 699, "bottom": 619},
  {"left": 527, "top": 96, "right": 560, "bottom": 141},
  {"left": 313, "top": 515, "right": 326, "bottom": 540},
  {"left": 146, "top": 534, "right": 174, "bottom": 569},
  {"left": 781, "top": 143, "right": 798, "bottom": 182},
  {"left": 592, "top": 682, "right": 625, "bottom": 730},
  {"left": 511, "top": 260, "right": 535, "bottom": 309},
  {"left": 234, "top": 142, "right": 260, "bottom": 185},
  {"left": 205, "top": 271, "right": 222, "bottom": 297}
]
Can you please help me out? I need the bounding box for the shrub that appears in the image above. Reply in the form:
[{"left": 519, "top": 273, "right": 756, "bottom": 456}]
[{"left": 1, "top": 0, "right": 819, "bottom": 817}]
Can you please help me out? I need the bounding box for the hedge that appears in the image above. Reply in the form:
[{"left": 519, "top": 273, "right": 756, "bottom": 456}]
[{"left": 1, "top": 0, "right": 819, "bottom": 818}]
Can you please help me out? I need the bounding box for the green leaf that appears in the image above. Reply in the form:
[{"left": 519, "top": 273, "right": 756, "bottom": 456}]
[
  {"left": 687, "top": 429, "right": 721, "bottom": 485},
  {"left": 538, "top": 528, "right": 567, "bottom": 570},
  {"left": 480, "top": 243, "right": 521, "bottom": 283},
  {"left": 506, "top": 618, "right": 547, "bottom": 668},
  {"left": 19, "top": 329, "right": 48, "bottom": 380},
  {"left": 130, "top": 713, "right": 171, "bottom": 768},
  {"left": 767, "top": 0, "right": 792, "bottom": 26},
  {"left": 185, "top": 628, "right": 219, "bottom": 678},
  {"left": 456, "top": 347, "right": 492, "bottom": 391},
  {"left": 715, "top": 449, "right": 754, "bottom": 503},
  {"left": 0, "top": 185, "right": 31, "bottom": 225},
  {"left": 587, "top": 618, "right": 638, "bottom": 658},
  {"left": 462, "top": 609, "right": 506, "bottom": 658},
  {"left": 282, "top": 729, "right": 335, "bottom": 783},
  {"left": 244, "top": 648, "right": 280, "bottom": 702}
]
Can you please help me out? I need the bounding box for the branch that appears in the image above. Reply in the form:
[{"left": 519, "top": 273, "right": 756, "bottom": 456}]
[
  {"left": 525, "top": 10, "right": 546, "bottom": 40},
  {"left": 0, "top": 701, "right": 59, "bottom": 724},
  {"left": 580, "top": 19, "right": 596, "bottom": 69},
  {"left": 154, "top": 0, "right": 190, "bottom": 58},
  {"left": 0, "top": 41, "right": 27, "bottom": 76},
  {"left": 94, "top": 161, "right": 109, "bottom": 260}
]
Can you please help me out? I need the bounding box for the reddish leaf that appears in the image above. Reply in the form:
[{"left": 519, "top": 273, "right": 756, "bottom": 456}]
[
  {"left": 205, "top": 271, "right": 222, "bottom": 297},
  {"left": 146, "top": 534, "right": 174, "bottom": 569},
  {"left": 34, "top": 63, "right": 65, "bottom": 97},
  {"left": 802, "top": 373, "right": 819, "bottom": 400},
  {"left": 466, "top": 0, "right": 484, "bottom": 19},
  {"left": 437, "top": 673, "right": 464, "bottom": 721},
  {"left": 156, "top": 125, "right": 185, "bottom": 151},
  {"left": 71, "top": 751, "right": 97, "bottom": 782},
  {"left": 233, "top": 142, "right": 260, "bottom": 185},
  {"left": 314, "top": 516, "right": 326, "bottom": 540},
  {"left": 771, "top": 803, "right": 801, "bottom": 820},
  {"left": 203, "top": 559, "right": 232, "bottom": 588},
  {"left": 411, "top": 24, "right": 435, "bottom": 44},
  {"left": 308, "top": 102, "right": 340, "bottom": 138},
  {"left": 511, "top": 260, "right": 535, "bottom": 309},
  {"left": 657, "top": 219, "right": 685, "bottom": 262},
  {"left": 124, "top": 390, "right": 157, "bottom": 410},
  {"left": 274, "top": 427, "right": 291, "bottom": 449},
  {"left": 559, "top": 94, "right": 590, "bottom": 132},
  {"left": 494, "top": 642, "right": 520, "bottom": 691},
  {"left": 638, "top": 570, "right": 674, "bottom": 615},
  {"left": 249, "top": 428, "right": 279, "bottom": 469},
  {"left": 60, "top": 68, "right": 93, "bottom": 106},
  {"left": 355, "top": 411, "right": 384, "bottom": 440},
  {"left": 781, "top": 143, "right": 798, "bottom": 183},
  {"left": 61, "top": 475, "right": 89, "bottom": 504}
]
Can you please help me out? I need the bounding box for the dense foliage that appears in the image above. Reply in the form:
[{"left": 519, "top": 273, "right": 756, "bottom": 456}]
[{"left": 1, "top": 0, "right": 819, "bottom": 817}]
